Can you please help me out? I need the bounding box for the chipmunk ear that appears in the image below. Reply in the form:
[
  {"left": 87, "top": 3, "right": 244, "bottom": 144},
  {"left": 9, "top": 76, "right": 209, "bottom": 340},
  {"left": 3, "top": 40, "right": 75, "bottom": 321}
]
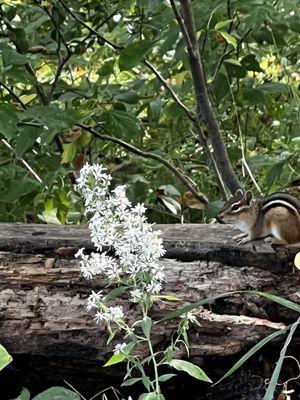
[
  {"left": 244, "top": 190, "right": 253, "bottom": 204},
  {"left": 234, "top": 189, "right": 244, "bottom": 198}
]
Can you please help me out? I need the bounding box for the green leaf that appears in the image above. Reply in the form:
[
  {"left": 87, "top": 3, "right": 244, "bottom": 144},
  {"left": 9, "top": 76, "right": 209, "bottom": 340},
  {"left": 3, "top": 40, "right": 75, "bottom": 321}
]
[
  {"left": 61, "top": 143, "right": 77, "bottom": 164},
  {"left": 121, "top": 377, "right": 142, "bottom": 387},
  {"left": 214, "top": 19, "right": 233, "bottom": 30},
  {"left": 160, "top": 196, "right": 181, "bottom": 215},
  {"left": 139, "top": 393, "right": 165, "bottom": 400},
  {"left": 149, "top": 100, "right": 163, "bottom": 123},
  {"left": 158, "top": 184, "right": 181, "bottom": 197},
  {"left": 204, "top": 200, "right": 224, "bottom": 220},
  {"left": 0, "top": 344, "right": 12, "bottom": 371},
  {"left": 14, "top": 388, "right": 30, "bottom": 400},
  {"left": 224, "top": 58, "right": 242, "bottom": 66},
  {"left": 103, "top": 353, "right": 125, "bottom": 367},
  {"left": 116, "top": 90, "right": 139, "bottom": 104},
  {"left": 218, "top": 31, "right": 237, "bottom": 48},
  {"left": 265, "top": 161, "right": 285, "bottom": 188},
  {"left": 243, "top": 88, "right": 265, "bottom": 105},
  {"left": 241, "top": 54, "right": 262, "bottom": 72},
  {"left": 168, "top": 359, "right": 212, "bottom": 383},
  {"left": 214, "top": 324, "right": 290, "bottom": 385},
  {"left": 8, "top": 28, "right": 29, "bottom": 53},
  {"left": 158, "top": 373, "right": 177, "bottom": 382},
  {"left": 2, "top": 48, "right": 28, "bottom": 66},
  {"left": 263, "top": 318, "right": 300, "bottom": 400},
  {"left": 152, "top": 294, "right": 182, "bottom": 302},
  {"left": 141, "top": 316, "right": 152, "bottom": 340},
  {"left": 159, "top": 291, "right": 239, "bottom": 323},
  {"left": 101, "top": 109, "right": 140, "bottom": 138},
  {"left": 104, "top": 286, "right": 128, "bottom": 301},
  {"left": 250, "top": 291, "right": 300, "bottom": 313},
  {"left": 259, "top": 82, "right": 290, "bottom": 94},
  {"left": 16, "top": 125, "right": 42, "bottom": 155},
  {"left": 0, "top": 108, "right": 19, "bottom": 139},
  {"left": 119, "top": 40, "right": 153, "bottom": 71},
  {"left": 32, "top": 387, "right": 80, "bottom": 400}
]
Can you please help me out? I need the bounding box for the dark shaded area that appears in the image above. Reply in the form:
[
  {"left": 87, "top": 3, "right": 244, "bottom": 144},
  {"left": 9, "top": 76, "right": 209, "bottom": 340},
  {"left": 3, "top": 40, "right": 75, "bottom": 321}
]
[{"left": 2, "top": 346, "right": 300, "bottom": 400}]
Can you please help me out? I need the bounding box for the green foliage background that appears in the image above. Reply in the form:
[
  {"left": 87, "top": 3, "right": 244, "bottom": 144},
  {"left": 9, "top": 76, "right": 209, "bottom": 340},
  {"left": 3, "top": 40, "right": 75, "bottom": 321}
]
[{"left": 0, "top": 0, "right": 299, "bottom": 223}]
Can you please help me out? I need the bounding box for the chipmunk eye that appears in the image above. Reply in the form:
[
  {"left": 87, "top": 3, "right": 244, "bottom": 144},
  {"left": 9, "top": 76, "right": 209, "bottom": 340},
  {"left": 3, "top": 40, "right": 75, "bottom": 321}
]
[{"left": 231, "top": 203, "right": 240, "bottom": 211}]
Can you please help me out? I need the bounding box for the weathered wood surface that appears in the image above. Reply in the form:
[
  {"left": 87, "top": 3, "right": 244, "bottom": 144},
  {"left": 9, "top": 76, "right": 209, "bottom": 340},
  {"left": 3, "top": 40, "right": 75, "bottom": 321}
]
[{"left": 0, "top": 223, "right": 299, "bottom": 366}]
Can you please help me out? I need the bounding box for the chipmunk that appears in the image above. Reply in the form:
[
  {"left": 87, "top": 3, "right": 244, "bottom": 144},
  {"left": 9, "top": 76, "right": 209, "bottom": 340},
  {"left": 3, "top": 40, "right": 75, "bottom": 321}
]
[{"left": 218, "top": 189, "right": 300, "bottom": 245}]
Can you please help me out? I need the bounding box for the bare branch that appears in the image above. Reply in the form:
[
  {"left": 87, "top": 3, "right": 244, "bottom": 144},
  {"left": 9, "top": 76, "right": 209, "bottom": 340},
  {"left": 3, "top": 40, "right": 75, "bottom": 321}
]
[{"left": 77, "top": 123, "right": 208, "bottom": 205}]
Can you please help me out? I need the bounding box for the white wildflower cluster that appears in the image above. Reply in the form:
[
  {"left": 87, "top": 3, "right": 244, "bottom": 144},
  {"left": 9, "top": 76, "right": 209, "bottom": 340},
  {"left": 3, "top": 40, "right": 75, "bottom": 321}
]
[{"left": 75, "top": 163, "right": 166, "bottom": 323}]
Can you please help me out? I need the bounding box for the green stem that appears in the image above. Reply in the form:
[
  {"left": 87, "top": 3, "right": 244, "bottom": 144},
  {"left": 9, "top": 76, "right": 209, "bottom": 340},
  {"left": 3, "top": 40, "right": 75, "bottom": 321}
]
[{"left": 148, "top": 338, "right": 160, "bottom": 396}]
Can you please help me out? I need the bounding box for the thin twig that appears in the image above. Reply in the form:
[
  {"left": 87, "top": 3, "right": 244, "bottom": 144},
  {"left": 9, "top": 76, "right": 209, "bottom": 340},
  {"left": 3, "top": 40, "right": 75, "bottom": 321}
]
[
  {"left": 57, "top": 0, "right": 122, "bottom": 50},
  {"left": 77, "top": 123, "right": 208, "bottom": 205},
  {"left": 226, "top": 74, "right": 262, "bottom": 194},
  {"left": 1, "top": 139, "right": 43, "bottom": 183},
  {"left": 0, "top": 82, "right": 26, "bottom": 110},
  {"left": 143, "top": 59, "right": 196, "bottom": 122}
]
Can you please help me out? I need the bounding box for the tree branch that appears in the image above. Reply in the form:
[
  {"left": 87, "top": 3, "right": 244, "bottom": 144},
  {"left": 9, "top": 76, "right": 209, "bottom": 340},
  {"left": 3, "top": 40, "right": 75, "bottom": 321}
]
[
  {"left": 0, "top": 82, "right": 26, "bottom": 110},
  {"left": 76, "top": 123, "right": 208, "bottom": 205},
  {"left": 143, "top": 59, "right": 196, "bottom": 122},
  {"left": 171, "top": 0, "right": 241, "bottom": 193},
  {"left": 57, "top": 0, "right": 122, "bottom": 51}
]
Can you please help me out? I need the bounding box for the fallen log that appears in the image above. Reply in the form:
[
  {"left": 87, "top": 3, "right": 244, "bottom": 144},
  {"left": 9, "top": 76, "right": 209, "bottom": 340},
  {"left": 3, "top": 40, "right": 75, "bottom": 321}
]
[{"left": 0, "top": 223, "right": 299, "bottom": 397}]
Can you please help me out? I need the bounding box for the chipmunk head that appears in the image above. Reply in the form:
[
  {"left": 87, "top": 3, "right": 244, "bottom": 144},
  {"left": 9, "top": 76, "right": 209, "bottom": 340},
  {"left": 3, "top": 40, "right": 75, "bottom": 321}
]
[{"left": 219, "top": 189, "right": 255, "bottom": 223}]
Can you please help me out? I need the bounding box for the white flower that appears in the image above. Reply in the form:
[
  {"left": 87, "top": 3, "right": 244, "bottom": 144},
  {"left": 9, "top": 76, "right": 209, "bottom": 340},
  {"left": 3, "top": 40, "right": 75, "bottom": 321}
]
[
  {"left": 181, "top": 312, "right": 198, "bottom": 324},
  {"left": 86, "top": 290, "right": 103, "bottom": 311},
  {"left": 113, "top": 342, "right": 127, "bottom": 355},
  {"left": 109, "top": 305, "right": 124, "bottom": 319},
  {"left": 146, "top": 281, "right": 163, "bottom": 294},
  {"left": 130, "top": 289, "right": 144, "bottom": 302}
]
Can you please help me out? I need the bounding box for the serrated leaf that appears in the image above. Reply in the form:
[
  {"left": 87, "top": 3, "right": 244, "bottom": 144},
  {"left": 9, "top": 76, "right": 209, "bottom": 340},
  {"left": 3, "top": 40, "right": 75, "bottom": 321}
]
[
  {"left": 168, "top": 359, "right": 212, "bottom": 382},
  {"left": 218, "top": 31, "right": 237, "bottom": 48},
  {"left": 119, "top": 40, "right": 153, "bottom": 71},
  {"left": 0, "top": 344, "right": 12, "bottom": 371},
  {"left": 215, "top": 19, "right": 233, "bottom": 30},
  {"left": 32, "top": 387, "right": 80, "bottom": 400},
  {"left": 101, "top": 109, "right": 140, "bottom": 138}
]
